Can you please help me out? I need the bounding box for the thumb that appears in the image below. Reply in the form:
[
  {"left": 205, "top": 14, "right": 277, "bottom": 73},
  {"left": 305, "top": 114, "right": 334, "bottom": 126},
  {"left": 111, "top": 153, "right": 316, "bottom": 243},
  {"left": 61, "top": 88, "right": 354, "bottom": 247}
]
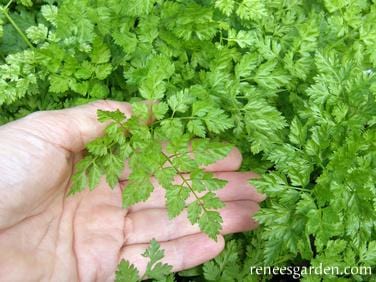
[{"left": 9, "top": 100, "right": 132, "bottom": 153}]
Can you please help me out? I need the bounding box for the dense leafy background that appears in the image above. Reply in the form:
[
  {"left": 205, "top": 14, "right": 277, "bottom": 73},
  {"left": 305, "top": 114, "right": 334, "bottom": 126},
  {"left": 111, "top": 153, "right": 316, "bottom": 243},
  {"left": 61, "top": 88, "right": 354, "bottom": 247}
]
[{"left": 0, "top": 0, "right": 375, "bottom": 281}]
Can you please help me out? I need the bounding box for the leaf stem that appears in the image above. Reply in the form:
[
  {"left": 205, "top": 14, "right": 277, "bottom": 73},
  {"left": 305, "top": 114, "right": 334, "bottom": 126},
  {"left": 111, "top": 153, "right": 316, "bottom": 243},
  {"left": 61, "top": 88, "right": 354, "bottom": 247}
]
[
  {"left": 292, "top": 186, "right": 312, "bottom": 193},
  {"left": 4, "top": 0, "right": 13, "bottom": 9},
  {"left": 1, "top": 6, "right": 34, "bottom": 49},
  {"left": 167, "top": 152, "right": 186, "bottom": 160},
  {"left": 152, "top": 116, "right": 195, "bottom": 126},
  {"left": 161, "top": 151, "right": 208, "bottom": 213}
]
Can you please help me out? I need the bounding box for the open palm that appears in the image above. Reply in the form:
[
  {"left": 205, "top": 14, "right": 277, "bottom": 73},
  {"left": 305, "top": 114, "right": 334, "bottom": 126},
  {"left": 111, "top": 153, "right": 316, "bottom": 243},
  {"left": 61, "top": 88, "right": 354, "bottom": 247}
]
[{"left": 0, "top": 101, "right": 264, "bottom": 282}]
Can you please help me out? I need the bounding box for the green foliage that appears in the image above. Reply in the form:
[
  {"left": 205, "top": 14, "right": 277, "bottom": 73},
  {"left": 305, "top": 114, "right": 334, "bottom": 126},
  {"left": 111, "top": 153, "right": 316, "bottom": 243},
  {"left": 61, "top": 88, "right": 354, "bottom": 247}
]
[
  {"left": 71, "top": 105, "right": 232, "bottom": 240},
  {"left": 1, "top": 0, "right": 376, "bottom": 281},
  {"left": 143, "top": 239, "right": 173, "bottom": 280},
  {"left": 203, "top": 239, "right": 244, "bottom": 281},
  {"left": 115, "top": 239, "right": 173, "bottom": 282},
  {"left": 115, "top": 260, "right": 139, "bottom": 282}
]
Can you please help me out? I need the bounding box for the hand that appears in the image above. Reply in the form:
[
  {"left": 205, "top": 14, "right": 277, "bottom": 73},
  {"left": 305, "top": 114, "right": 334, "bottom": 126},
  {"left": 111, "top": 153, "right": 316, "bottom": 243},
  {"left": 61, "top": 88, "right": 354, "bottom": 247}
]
[{"left": 0, "top": 100, "right": 264, "bottom": 281}]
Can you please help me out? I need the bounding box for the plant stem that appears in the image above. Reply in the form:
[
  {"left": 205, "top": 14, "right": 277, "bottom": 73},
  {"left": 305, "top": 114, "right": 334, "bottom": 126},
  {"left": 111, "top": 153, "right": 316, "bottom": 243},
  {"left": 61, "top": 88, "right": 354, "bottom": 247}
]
[
  {"left": 4, "top": 0, "right": 13, "bottom": 9},
  {"left": 1, "top": 6, "right": 34, "bottom": 49},
  {"left": 152, "top": 116, "right": 195, "bottom": 126},
  {"left": 292, "top": 186, "right": 312, "bottom": 193}
]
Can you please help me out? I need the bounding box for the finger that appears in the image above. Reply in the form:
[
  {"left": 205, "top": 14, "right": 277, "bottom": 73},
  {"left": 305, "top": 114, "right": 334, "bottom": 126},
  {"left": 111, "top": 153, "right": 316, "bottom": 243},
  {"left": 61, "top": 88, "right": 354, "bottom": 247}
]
[
  {"left": 119, "top": 146, "right": 242, "bottom": 181},
  {"left": 122, "top": 171, "right": 265, "bottom": 212},
  {"left": 10, "top": 100, "right": 132, "bottom": 153},
  {"left": 119, "top": 234, "right": 225, "bottom": 276},
  {"left": 124, "top": 200, "right": 259, "bottom": 244}
]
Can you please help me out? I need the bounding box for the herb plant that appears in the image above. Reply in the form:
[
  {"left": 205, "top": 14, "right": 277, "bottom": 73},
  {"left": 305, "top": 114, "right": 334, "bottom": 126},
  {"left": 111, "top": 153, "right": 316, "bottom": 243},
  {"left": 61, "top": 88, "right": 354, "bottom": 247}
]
[
  {"left": 0, "top": 0, "right": 375, "bottom": 281},
  {"left": 115, "top": 239, "right": 173, "bottom": 282}
]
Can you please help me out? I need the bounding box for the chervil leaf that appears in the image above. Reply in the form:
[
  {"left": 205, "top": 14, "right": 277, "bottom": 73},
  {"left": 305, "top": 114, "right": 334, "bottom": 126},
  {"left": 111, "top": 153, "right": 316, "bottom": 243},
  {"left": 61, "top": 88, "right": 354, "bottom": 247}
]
[
  {"left": 91, "top": 38, "right": 111, "bottom": 64},
  {"left": 143, "top": 239, "right": 173, "bottom": 280},
  {"left": 307, "top": 207, "right": 344, "bottom": 251},
  {"left": 152, "top": 102, "right": 169, "bottom": 120},
  {"left": 125, "top": 0, "right": 157, "bottom": 16},
  {"left": 70, "top": 80, "right": 89, "bottom": 95},
  {"left": 201, "top": 192, "right": 225, "bottom": 209},
  {"left": 190, "top": 170, "right": 228, "bottom": 192},
  {"left": 115, "top": 260, "right": 139, "bottom": 282},
  {"left": 203, "top": 240, "right": 242, "bottom": 281},
  {"left": 113, "top": 30, "right": 138, "bottom": 54},
  {"left": 49, "top": 75, "right": 70, "bottom": 93},
  {"left": 167, "top": 90, "right": 192, "bottom": 113},
  {"left": 235, "top": 30, "right": 254, "bottom": 48},
  {"left": 289, "top": 117, "right": 308, "bottom": 147},
  {"left": 253, "top": 60, "right": 291, "bottom": 89},
  {"left": 26, "top": 24, "right": 48, "bottom": 44},
  {"left": 103, "top": 153, "right": 125, "bottom": 188},
  {"left": 95, "top": 64, "right": 112, "bottom": 80},
  {"left": 187, "top": 201, "right": 202, "bottom": 225},
  {"left": 192, "top": 140, "right": 233, "bottom": 165},
  {"left": 139, "top": 76, "right": 166, "bottom": 100},
  {"left": 171, "top": 154, "right": 197, "bottom": 172},
  {"left": 155, "top": 167, "right": 176, "bottom": 188},
  {"left": 86, "top": 137, "right": 109, "bottom": 156},
  {"left": 97, "top": 109, "right": 126, "bottom": 123},
  {"left": 90, "top": 82, "right": 109, "bottom": 98},
  {"left": 215, "top": 0, "right": 235, "bottom": 16},
  {"left": 41, "top": 5, "right": 58, "bottom": 26},
  {"left": 122, "top": 173, "right": 154, "bottom": 208},
  {"left": 235, "top": 52, "right": 259, "bottom": 78},
  {"left": 199, "top": 211, "right": 223, "bottom": 240},
  {"left": 165, "top": 185, "right": 190, "bottom": 218},
  {"left": 360, "top": 241, "right": 376, "bottom": 265},
  {"left": 187, "top": 119, "right": 206, "bottom": 137},
  {"left": 203, "top": 109, "right": 233, "bottom": 134},
  {"left": 69, "top": 171, "right": 87, "bottom": 195},
  {"left": 69, "top": 156, "right": 93, "bottom": 195},
  {"left": 236, "top": 0, "right": 267, "bottom": 21},
  {"left": 87, "top": 163, "right": 101, "bottom": 190},
  {"left": 131, "top": 102, "right": 149, "bottom": 121}
]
